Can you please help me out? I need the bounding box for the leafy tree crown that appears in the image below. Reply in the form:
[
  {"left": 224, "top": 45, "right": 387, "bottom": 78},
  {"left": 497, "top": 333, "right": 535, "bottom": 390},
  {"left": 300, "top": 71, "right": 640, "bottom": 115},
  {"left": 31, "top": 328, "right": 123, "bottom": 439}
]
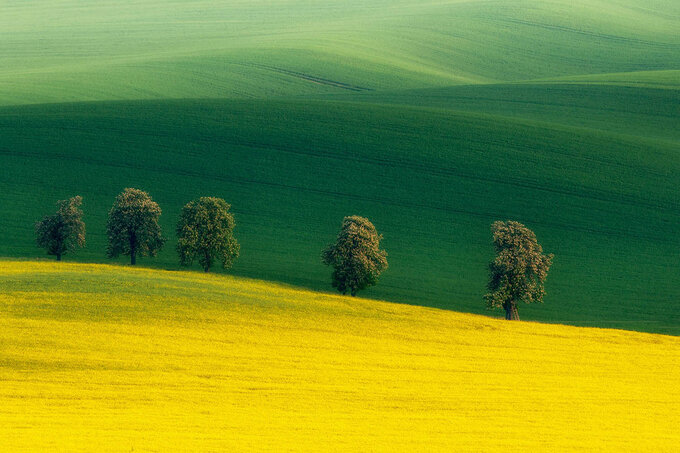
[
  {"left": 35, "top": 196, "right": 86, "bottom": 259},
  {"left": 176, "top": 197, "right": 240, "bottom": 272},
  {"left": 322, "top": 215, "right": 388, "bottom": 296},
  {"left": 106, "top": 188, "right": 164, "bottom": 260},
  {"left": 484, "top": 220, "right": 553, "bottom": 310}
]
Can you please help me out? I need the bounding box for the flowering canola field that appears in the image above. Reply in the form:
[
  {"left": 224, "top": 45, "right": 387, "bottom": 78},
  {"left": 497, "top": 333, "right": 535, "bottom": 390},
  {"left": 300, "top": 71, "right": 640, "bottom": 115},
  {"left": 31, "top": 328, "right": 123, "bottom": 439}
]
[{"left": 1, "top": 261, "right": 678, "bottom": 451}]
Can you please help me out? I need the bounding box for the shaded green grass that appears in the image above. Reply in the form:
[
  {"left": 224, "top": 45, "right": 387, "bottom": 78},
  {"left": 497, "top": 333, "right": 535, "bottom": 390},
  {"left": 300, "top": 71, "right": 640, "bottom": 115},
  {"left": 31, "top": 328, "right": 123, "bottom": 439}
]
[
  {"left": 326, "top": 82, "right": 680, "bottom": 141},
  {"left": 1, "top": 96, "right": 678, "bottom": 334}
]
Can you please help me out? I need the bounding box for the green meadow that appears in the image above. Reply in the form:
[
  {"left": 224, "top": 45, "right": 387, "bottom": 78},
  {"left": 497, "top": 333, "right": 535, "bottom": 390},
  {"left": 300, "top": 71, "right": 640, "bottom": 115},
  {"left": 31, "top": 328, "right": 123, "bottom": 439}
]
[
  {"left": 1, "top": 0, "right": 679, "bottom": 334},
  {"left": 2, "top": 0, "right": 679, "bottom": 105}
]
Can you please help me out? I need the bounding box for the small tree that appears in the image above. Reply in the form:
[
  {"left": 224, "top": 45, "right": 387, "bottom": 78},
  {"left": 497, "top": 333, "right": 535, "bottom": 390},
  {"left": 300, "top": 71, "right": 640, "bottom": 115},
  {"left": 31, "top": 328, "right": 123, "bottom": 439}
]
[
  {"left": 35, "top": 196, "right": 85, "bottom": 261},
  {"left": 322, "top": 215, "right": 388, "bottom": 296},
  {"left": 176, "top": 197, "right": 240, "bottom": 272},
  {"left": 484, "top": 220, "right": 553, "bottom": 320},
  {"left": 106, "top": 188, "right": 164, "bottom": 265}
]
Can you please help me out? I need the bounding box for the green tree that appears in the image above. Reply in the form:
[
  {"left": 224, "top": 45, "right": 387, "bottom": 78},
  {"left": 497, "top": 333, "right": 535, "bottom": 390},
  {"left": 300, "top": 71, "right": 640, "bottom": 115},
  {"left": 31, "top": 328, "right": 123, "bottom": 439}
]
[
  {"left": 322, "top": 215, "right": 388, "bottom": 296},
  {"left": 484, "top": 220, "right": 553, "bottom": 320},
  {"left": 106, "top": 188, "right": 164, "bottom": 265},
  {"left": 176, "top": 197, "right": 240, "bottom": 272},
  {"left": 35, "top": 196, "right": 85, "bottom": 261}
]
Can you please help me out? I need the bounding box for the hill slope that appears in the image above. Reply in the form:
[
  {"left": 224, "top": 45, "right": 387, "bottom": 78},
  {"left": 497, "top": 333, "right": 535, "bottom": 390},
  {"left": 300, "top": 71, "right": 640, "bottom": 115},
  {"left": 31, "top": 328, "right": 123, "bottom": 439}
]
[
  {"left": 328, "top": 81, "right": 680, "bottom": 140},
  {"left": 1, "top": 93, "right": 678, "bottom": 334},
  {"left": 1, "top": 261, "right": 679, "bottom": 451},
  {"left": 2, "top": 0, "right": 680, "bottom": 105},
  {"left": 0, "top": 0, "right": 678, "bottom": 334}
]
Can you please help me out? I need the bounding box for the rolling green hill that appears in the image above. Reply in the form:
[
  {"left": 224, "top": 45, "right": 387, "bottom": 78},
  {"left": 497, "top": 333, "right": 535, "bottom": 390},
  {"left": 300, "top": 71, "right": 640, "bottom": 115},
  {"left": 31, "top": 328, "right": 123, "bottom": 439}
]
[
  {"left": 2, "top": 261, "right": 679, "bottom": 451},
  {"left": 1, "top": 93, "right": 678, "bottom": 333},
  {"left": 323, "top": 81, "right": 680, "bottom": 140},
  {"left": 0, "top": 0, "right": 678, "bottom": 334},
  {"left": 2, "top": 0, "right": 680, "bottom": 105}
]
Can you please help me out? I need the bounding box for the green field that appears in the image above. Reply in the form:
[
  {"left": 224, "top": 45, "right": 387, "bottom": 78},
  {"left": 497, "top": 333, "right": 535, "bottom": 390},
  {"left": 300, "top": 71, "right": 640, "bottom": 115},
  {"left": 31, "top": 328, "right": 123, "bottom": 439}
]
[
  {"left": 2, "top": 0, "right": 679, "bottom": 105},
  {"left": 0, "top": 0, "right": 679, "bottom": 334},
  {"left": 2, "top": 262, "right": 679, "bottom": 451}
]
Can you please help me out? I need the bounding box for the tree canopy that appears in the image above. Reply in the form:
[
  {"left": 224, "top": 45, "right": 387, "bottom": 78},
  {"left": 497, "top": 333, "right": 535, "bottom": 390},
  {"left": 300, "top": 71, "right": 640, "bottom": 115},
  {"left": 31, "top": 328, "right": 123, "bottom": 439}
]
[
  {"left": 484, "top": 220, "right": 553, "bottom": 320},
  {"left": 176, "top": 197, "right": 240, "bottom": 272},
  {"left": 322, "top": 215, "right": 388, "bottom": 296},
  {"left": 35, "top": 196, "right": 85, "bottom": 261},
  {"left": 106, "top": 188, "right": 164, "bottom": 265}
]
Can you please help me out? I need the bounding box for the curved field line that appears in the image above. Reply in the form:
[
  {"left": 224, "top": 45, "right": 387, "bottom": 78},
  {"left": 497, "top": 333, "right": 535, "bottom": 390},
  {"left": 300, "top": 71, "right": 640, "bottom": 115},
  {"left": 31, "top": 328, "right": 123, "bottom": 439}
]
[{"left": 242, "top": 63, "right": 374, "bottom": 92}]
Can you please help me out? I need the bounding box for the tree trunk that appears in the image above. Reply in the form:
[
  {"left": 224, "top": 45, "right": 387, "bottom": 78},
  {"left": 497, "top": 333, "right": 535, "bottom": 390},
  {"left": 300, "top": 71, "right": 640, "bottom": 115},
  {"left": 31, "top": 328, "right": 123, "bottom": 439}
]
[
  {"left": 56, "top": 253, "right": 62, "bottom": 261},
  {"left": 504, "top": 303, "right": 520, "bottom": 320},
  {"left": 130, "top": 234, "right": 136, "bottom": 265}
]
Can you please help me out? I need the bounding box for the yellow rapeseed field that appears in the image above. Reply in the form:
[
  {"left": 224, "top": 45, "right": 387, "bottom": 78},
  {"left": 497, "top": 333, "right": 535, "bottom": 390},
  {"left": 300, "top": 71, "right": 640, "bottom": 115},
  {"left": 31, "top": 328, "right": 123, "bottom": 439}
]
[{"left": 1, "top": 261, "right": 678, "bottom": 451}]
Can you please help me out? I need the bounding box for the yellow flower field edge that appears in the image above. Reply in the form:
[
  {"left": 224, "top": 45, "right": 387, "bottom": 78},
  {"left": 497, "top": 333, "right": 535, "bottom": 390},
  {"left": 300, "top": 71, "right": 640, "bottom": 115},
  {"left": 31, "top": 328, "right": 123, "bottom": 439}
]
[{"left": 1, "top": 261, "right": 678, "bottom": 451}]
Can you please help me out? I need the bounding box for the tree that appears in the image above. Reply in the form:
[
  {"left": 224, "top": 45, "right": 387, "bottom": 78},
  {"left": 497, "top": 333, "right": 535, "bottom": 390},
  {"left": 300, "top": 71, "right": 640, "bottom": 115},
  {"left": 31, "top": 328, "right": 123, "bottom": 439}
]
[
  {"left": 35, "top": 196, "right": 85, "bottom": 261},
  {"left": 176, "top": 197, "right": 240, "bottom": 272},
  {"left": 322, "top": 215, "right": 388, "bottom": 296},
  {"left": 484, "top": 220, "right": 553, "bottom": 320},
  {"left": 106, "top": 188, "right": 164, "bottom": 265}
]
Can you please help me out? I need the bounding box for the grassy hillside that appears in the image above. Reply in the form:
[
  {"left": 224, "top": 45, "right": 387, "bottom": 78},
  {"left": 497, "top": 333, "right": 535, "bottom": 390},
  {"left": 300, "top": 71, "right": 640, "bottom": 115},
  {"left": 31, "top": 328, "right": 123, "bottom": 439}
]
[
  {"left": 2, "top": 0, "right": 680, "bottom": 105},
  {"left": 535, "top": 69, "right": 680, "bottom": 89},
  {"left": 1, "top": 261, "right": 679, "bottom": 451},
  {"left": 1, "top": 0, "right": 678, "bottom": 334},
  {"left": 1, "top": 94, "right": 678, "bottom": 334},
  {"left": 331, "top": 81, "right": 680, "bottom": 141}
]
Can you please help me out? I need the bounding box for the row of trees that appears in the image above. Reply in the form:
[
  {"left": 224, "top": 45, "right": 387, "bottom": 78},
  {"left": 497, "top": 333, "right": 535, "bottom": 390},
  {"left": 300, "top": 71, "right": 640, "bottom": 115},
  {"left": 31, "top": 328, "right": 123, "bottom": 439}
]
[
  {"left": 36, "top": 189, "right": 553, "bottom": 320},
  {"left": 36, "top": 188, "right": 239, "bottom": 272}
]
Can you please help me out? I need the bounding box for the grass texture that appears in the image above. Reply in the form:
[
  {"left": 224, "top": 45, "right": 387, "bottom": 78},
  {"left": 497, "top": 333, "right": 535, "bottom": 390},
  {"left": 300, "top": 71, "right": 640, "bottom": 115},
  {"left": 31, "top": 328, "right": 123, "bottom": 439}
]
[
  {"left": 1, "top": 261, "right": 679, "bottom": 451},
  {"left": 1, "top": 0, "right": 679, "bottom": 105}
]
